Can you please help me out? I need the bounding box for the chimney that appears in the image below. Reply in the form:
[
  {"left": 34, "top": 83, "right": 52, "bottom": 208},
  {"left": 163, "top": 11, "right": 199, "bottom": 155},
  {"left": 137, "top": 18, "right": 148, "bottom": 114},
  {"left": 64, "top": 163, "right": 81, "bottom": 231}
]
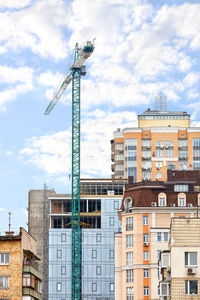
[{"left": 128, "top": 176, "right": 134, "bottom": 185}]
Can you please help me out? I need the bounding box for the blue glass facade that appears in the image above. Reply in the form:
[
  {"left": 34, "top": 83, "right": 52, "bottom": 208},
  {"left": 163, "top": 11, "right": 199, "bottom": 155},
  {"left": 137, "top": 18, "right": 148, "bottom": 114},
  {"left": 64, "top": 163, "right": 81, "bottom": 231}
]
[{"left": 48, "top": 196, "right": 122, "bottom": 300}]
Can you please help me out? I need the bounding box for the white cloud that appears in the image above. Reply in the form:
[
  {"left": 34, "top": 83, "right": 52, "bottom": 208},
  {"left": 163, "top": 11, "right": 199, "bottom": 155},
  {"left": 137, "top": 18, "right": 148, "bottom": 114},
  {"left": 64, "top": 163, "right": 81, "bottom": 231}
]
[
  {"left": 0, "top": 0, "right": 70, "bottom": 59},
  {"left": 20, "top": 110, "right": 137, "bottom": 177},
  {"left": 5, "top": 151, "right": 13, "bottom": 156},
  {"left": 0, "top": 0, "right": 32, "bottom": 9},
  {"left": 0, "top": 65, "right": 33, "bottom": 110}
]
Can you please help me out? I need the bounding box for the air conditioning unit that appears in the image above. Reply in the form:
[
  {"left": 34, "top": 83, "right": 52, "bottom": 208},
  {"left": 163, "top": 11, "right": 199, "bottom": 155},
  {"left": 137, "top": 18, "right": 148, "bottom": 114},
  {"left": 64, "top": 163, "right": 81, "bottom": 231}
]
[
  {"left": 188, "top": 203, "right": 193, "bottom": 207},
  {"left": 144, "top": 242, "right": 149, "bottom": 247},
  {"left": 188, "top": 268, "right": 196, "bottom": 274},
  {"left": 151, "top": 202, "right": 157, "bottom": 207}
]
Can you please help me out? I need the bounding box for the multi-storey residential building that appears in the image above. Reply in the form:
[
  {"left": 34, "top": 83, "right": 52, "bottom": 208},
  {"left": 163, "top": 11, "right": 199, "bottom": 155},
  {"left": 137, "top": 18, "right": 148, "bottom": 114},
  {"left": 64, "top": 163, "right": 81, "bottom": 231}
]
[
  {"left": 0, "top": 227, "right": 42, "bottom": 300},
  {"left": 115, "top": 170, "right": 200, "bottom": 300},
  {"left": 111, "top": 101, "right": 200, "bottom": 181},
  {"left": 28, "top": 179, "right": 125, "bottom": 300},
  {"left": 158, "top": 218, "right": 200, "bottom": 300}
]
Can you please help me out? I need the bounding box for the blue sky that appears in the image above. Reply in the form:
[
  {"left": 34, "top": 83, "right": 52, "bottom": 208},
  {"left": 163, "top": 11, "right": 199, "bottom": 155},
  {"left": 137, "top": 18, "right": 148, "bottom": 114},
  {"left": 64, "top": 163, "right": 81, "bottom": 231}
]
[{"left": 0, "top": 0, "right": 200, "bottom": 231}]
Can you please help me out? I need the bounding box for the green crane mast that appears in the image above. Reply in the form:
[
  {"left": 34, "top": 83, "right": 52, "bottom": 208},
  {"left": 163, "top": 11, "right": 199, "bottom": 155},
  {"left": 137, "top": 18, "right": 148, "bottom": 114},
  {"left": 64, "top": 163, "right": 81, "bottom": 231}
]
[{"left": 44, "top": 41, "right": 95, "bottom": 300}]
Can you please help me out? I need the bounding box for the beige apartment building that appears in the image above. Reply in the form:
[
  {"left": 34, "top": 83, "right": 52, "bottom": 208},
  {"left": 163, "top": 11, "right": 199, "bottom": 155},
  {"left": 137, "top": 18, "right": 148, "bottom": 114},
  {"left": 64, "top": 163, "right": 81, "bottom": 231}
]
[
  {"left": 0, "top": 227, "right": 42, "bottom": 300},
  {"left": 111, "top": 96, "right": 200, "bottom": 181},
  {"left": 115, "top": 170, "right": 200, "bottom": 300},
  {"left": 158, "top": 218, "right": 200, "bottom": 300}
]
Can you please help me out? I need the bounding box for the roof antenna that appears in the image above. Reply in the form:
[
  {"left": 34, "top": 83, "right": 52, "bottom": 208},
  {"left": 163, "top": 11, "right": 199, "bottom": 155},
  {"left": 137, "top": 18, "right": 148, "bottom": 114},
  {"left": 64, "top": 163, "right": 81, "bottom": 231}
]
[{"left": 8, "top": 212, "right": 11, "bottom": 232}]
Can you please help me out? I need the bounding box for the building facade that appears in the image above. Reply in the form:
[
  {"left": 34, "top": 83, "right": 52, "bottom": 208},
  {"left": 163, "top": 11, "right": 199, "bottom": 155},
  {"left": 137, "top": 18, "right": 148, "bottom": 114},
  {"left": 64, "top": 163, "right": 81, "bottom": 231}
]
[
  {"left": 111, "top": 106, "right": 200, "bottom": 181},
  {"left": 158, "top": 218, "right": 200, "bottom": 300},
  {"left": 28, "top": 179, "right": 125, "bottom": 300},
  {"left": 115, "top": 170, "right": 200, "bottom": 300},
  {"left": 0, "top": 227, "right": 42, "bottom": 300}
]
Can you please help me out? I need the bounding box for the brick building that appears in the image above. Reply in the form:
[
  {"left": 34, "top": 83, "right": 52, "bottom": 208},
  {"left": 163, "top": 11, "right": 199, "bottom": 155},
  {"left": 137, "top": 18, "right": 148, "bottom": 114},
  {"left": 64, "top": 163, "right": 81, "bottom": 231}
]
[
  {"left": 158, "top": 218, "right": 200, "bottom": 299},
  {"left": 0, "top": 227, "right": 42, "bottom": 300},
  {"left": 115, "top": 170, "right": 200, "bottom": 300}
]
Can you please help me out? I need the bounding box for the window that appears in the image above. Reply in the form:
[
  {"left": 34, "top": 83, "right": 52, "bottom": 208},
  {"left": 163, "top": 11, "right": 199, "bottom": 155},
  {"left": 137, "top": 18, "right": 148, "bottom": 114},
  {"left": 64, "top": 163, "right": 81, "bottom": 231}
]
[
  {"left": 159, "top": 197, "right": 166, "bottom": 206},
  {"left": 143, "top": 216, "right": 148, "bottom": 225},
  {"left": 127, "top": 287, "right": 134, "bottom": 300},
  {"left": 144, "top": 286, "right": 149, "bottom": 296},
  {"left": 115, "top": 143, "right": 123, "bottom": 151},
  {"left": 115, "top": 154, "right": 123, "bottom": 161},
  {"left": 162, "top": 253, "right": 170, "bottom": 267},
  {"left": 156, "top": 162, "right": 162, "bottom": 169},
  {"left": 156, "top": 149, "right": 164, "bottom": 157},
  {"left": 0, "top": 277, "right": 9, "bottom": 289},
  {"left": 157, "top": 250, "right": 161, "bottom": 260},
  {"left": 144, "top": 269, "right": 149, "bottom": 278},
  {"left": 0, "top": 254, "right": 9, "bottom": 265},
  {"left": 178, "top": 196, "right": 186, "bottom": 206},
  {"left": 114, "top": 201, "right": 119, "bottom": 209},
  {"left": 157, "top": 232, "right": 162, "bottom": 241},
  {"left": 126, "top": 269, "right": 133, "bottom": 283},
  {"left": 126, "top": 217, "right": 133, "bottom": 231},
  {"left": 61, "top": 233, "right": 66, "bottom": 242},
  {"left": 115, "top": 164, "right": 124, "bottom": 171},
  {"left": 96, "top": 266, "right": 101, "bottom": 275},
  {"left": 143, "top": 234, "right": 149, "bottom": 243},
  {"left": 164, "top": 232, "right": 168, "bottom": 242},
  {"left": 57, "top": 282, "right": 62, "bottom": 291},
  {"left": 174, "top": 185, "right": 188, "bottom": 192},
  {"left": 61, "top": 266, "right": 66, "bottom": 275},
  {"left": 166, "top": 149, "right": 174, "bottom": 157},
  {"left": 110, "top": 250, "right": 114, "bottom": 259},
  {"left": 57, "top": 249, "right": 62, "bottom": 258},
  {"left": 143, "top": 251, "right": 149, "bottom": 260},
  {"left": 92, "top": 283, "right": 97, "bottom": 292},
  {"left": 82, "top": 266, "right": 84, "bottom": 275},
  {"left": 96, "top": 233, "right": 101, "bottom": 242},
  {"left": 156, "top": 172, "right": 162, "bottom": 179},
  {"left": 110, "top": 283, "right": 114, "bottom": 292},
  {"left": 185, "top": 252, "right": 197, "bottom": 267},
  {"left": 126, "top": 252, "right": 133, "bottom": 266},
  {"left": 185, "top": 280, "right": 198, "bottom": 295},
  {"left": 109, "top": 217, "right": 114, "bottom": 226},
  {"left": 126, "top": 234, "right": 133, "bottom": 248},
  {"left": 92, "top": 250, "right": 97, "bottom": 259}
]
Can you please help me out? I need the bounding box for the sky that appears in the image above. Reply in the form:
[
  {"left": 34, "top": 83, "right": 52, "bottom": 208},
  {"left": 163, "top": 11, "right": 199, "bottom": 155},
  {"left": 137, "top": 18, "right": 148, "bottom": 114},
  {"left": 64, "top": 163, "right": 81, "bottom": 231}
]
[{"left": 0, "top": 0, "right": 200, "bottom": 231}]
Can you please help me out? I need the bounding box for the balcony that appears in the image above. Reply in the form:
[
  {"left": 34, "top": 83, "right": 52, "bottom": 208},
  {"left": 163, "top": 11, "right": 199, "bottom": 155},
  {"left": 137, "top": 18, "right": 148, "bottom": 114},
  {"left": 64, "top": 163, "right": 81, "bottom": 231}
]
[
  {"left": 23, "top": 287, "right": 41, "bottom": 300},
  {"left": 23, "top": 265, "right": 42, "bottom": 280}
]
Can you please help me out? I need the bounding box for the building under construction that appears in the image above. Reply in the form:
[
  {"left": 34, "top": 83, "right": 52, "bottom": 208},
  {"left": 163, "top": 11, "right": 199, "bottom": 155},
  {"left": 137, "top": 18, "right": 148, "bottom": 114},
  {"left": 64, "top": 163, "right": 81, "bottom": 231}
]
[{"left": 28, "top": 179, "right": 125, "bottom": 300}]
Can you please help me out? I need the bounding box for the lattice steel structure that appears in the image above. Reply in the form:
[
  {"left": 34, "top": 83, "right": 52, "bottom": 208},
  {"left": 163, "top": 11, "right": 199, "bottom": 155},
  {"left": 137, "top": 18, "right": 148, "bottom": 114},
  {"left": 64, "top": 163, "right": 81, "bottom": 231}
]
[{"left": 44, "top": 41, "right": 94, "bottom": 300}]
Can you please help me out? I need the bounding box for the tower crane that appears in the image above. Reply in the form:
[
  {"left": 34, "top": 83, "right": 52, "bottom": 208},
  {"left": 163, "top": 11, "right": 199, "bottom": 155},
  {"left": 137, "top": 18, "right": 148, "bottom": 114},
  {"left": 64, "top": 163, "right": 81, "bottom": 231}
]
[{"left": 45, "top": 40, "right": 95, "bottom": 300}]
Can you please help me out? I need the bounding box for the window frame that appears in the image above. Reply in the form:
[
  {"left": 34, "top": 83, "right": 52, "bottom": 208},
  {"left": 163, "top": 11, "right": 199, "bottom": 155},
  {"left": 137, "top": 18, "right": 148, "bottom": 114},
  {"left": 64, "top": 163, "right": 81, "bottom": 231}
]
[
  {"left": 157, "top": 232, "right": 162, "bottom": 242},
  {"left": 0, "top": 254, "right": 9, "bottom": 265},
  {"left": 143, "top": 251, "right": 149, "bottom": 261},
  {"left": 144, "top": 269, "right": 149, "bottom": 278},
  {"left": 185, "top": 252, "right": 197, "bottom": 267},
  {"left": 144, "top": 286, "right": 149, "bottom": 296},
  {"left": 126, "top": 269, "right": 134, "bottom": 283},
  {"left": 126, "top": 217, "right": 133, "bottom": 231},
  {"left": 126, "top": 234, "right": 133, "bottom": 248},
  {"left": 185, "top": 280, "right": 198, "bottom": 295},
  {"left": 143, "top": 216, "right": 148, "bottom": 225}
]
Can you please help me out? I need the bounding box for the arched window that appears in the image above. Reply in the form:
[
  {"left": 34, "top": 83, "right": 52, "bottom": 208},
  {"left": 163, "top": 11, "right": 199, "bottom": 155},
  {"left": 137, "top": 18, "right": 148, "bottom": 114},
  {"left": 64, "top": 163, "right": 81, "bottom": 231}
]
[
  {"left": 178, "top": 193, "right": 186, "bottom": 207},
  {"left": 158, "top": 193, "right": 167, "bottom": 207},
  {"left": 124, "top": 197, "right": 133, "bottom": 213}
]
